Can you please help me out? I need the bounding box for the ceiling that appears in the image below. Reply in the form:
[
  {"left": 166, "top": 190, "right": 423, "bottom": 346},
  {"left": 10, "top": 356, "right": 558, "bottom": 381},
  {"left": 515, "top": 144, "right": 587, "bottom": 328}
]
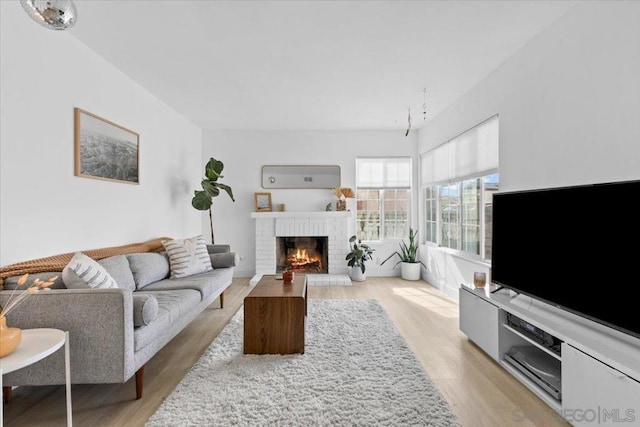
[{"left": 68, "top": 1, "right": 577, "bottom": 131}]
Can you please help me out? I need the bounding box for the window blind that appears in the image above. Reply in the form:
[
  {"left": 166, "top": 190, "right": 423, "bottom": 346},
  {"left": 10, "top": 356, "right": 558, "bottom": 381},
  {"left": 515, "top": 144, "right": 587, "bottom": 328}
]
[
  {"left": 356, "top": 158, "right": 412, "bottom": 189},
  {"left": 421, "top": 115, "right": 498, "bottom": 185}
]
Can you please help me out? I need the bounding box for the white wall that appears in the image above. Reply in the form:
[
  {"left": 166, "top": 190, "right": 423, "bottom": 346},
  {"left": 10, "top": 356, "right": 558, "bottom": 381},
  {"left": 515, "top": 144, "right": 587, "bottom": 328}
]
[
  {"left": 0, "top": 2, "right": 202, "bottom": 266},
  {"left": 202, "top": 130, "right": 418, "bottom": 277},
  {"left": 417, "top": 1, "right": 640, "bottom": 298}
]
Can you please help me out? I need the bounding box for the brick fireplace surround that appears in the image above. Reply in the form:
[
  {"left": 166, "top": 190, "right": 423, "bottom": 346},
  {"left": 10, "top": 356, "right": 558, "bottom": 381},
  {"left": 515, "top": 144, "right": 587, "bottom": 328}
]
[{"left": 250, "top": 211, "right": 353, "bottom": 285}]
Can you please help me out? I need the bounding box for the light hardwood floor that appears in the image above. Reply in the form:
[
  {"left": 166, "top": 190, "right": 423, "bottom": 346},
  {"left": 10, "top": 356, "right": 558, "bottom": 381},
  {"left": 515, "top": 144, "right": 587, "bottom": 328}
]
[{"left": 2, "top": 278, "right": 570, "bottom": 426}]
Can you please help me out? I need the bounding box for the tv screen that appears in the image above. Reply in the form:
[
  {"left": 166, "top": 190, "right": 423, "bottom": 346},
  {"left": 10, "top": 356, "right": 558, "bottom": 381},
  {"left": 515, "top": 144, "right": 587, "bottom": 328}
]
[{"left": 491, "top": 180, "right": 640, "bottom": 340}]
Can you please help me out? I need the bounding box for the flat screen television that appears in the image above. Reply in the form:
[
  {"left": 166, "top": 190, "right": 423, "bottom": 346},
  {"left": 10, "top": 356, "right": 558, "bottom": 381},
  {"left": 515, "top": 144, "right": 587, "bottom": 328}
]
[{"left": 491, "top": 179, "right": 640, "bottom": 340}]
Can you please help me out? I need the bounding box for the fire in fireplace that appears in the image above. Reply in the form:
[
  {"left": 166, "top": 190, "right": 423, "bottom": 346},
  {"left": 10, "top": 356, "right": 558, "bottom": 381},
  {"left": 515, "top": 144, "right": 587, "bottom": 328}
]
[{"left": 276, "top": 236, "right": 328, "bottom": 273}]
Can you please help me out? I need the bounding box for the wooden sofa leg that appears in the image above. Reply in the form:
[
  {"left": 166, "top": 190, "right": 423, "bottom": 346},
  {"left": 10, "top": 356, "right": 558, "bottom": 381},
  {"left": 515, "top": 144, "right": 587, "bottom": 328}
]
[
  {"left": 220, "top": 291, "right": 224, "bottom": 309},
  {"left": 3, "top": 386, "right": 12, "bottom": 403},
  {"left": 135, "top": 366, "right": 144, "bottom": 400}
]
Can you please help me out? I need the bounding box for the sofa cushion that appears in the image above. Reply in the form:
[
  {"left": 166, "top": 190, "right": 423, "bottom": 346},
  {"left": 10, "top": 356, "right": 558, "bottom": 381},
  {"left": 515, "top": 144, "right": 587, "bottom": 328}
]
[
  {"left": 162, "top": 235, "right": 212, "bottom": 279},
  {"left": 2, "top": 272, "right": 65, "bottom": 290},
  {"left": 133, "top": 289, "right": 201, "bottom": 351},
  {"left": 126, "top": 253, "right": 170, "bottom": 290},
  {"left": 137, "top": 268, "right": 233, "bottom": 301},
  {"left": 98, "top": 255, "right": 136, "bottom": 291},
  {"left": 132, "top": 294, "right": 159, "bottom": 327},
  {"left": 62, "top": 253, "right": 118, "bottom": 289}
]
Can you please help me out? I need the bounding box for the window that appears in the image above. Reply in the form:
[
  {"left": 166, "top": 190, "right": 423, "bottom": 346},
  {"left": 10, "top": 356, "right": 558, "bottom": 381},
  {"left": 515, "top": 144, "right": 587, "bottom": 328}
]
[
  {"left": 424, "top": 174, "right": 499, "bottom": 259},
  {"left": 420, "top": 115, "right": 499, "bottom": 259},
  {"left": 356, "top": 158, "right": 411, "bottom": 241}
]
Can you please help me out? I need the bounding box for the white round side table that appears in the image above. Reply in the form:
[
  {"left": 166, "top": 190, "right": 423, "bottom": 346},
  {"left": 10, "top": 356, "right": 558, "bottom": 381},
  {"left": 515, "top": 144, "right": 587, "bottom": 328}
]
[{"left": 0, "top": 329, "right": 71, "bottom": 427}]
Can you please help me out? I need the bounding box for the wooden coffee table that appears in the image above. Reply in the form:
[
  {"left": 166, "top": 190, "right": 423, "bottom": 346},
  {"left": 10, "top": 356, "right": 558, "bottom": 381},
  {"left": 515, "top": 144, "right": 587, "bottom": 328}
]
[{"left": 243, "top": 274, "right": 307, "bottom": 354}]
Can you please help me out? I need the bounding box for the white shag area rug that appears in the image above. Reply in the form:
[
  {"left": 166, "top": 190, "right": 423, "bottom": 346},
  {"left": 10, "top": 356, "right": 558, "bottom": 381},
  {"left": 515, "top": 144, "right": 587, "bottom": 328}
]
[
  {"left": 306, "top": 274, "right": 352, "bottom": 286},
  {"left": 146, "top": 299, "right": 460, "bottom": 427}
]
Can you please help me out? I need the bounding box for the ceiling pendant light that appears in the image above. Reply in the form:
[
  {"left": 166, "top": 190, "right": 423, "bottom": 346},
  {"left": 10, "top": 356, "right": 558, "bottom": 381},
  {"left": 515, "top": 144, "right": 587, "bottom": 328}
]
[
  {"left": 405, "top": 107, "right": 412, "bottom": 137},
  {"left": 21, "top": 0, "right": 77, "bottom": 31},
  {"left": 422, "top": 87, "right": 428, "bottom": 124}
]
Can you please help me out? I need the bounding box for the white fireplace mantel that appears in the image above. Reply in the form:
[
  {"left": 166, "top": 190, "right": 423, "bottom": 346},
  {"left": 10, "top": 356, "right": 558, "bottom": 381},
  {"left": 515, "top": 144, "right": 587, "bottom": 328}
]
[
  {"left": 250, "top": 211, "right": 352, "bottom": 219},
  {"left": 251, "top": 211, "right": 354, "bottom": 285}
]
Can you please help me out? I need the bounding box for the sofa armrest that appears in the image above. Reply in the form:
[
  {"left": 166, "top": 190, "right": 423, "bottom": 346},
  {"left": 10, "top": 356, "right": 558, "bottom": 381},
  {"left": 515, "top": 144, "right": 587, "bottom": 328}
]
[
  {"left": 206, "top": 244, "right": 230, "bottom": 254},
  {"left": 0, "top": 288, "right": 135, "bottom": 386}
]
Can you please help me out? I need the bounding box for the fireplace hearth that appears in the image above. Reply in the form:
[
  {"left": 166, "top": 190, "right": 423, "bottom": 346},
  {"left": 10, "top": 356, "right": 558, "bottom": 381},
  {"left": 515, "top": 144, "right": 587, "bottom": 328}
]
[{"left": 276, "top": 236, "right": 328, "bottom": 274}]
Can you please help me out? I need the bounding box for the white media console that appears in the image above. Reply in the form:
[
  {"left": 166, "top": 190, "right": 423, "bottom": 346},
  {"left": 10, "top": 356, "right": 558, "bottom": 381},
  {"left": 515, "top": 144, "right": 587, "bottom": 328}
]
[{"left": 459, "top": 284, "right": 640, "bottom": 426}]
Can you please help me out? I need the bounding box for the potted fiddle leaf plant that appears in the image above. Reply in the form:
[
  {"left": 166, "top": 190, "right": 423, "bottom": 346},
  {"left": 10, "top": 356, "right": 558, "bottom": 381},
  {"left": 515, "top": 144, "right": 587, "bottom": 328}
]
[
  {"left": 346, "top": 235, "right": 375, "bottom": 282},
  {"left": 380, "top": 228, "right": 426, "bottom": 280},
  {"left": 192, "top": 157, "right": 235, "bottom": 244}
]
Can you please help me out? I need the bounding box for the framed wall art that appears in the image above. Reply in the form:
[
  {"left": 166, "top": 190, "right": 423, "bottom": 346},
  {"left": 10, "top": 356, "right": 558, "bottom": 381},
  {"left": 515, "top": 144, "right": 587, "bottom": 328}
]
[
  {"left": 74, "top": 107, "right": 140, "bottom": 184},
  {"left": 254, "top": 192, "right": 272, "bottom": 212}
]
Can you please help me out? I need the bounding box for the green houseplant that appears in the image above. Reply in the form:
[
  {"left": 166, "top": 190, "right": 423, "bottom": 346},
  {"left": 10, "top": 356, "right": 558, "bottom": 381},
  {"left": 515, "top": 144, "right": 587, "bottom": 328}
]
[
  {"left": 346, "top": 235, "right": 375, "bottom": 282},
  {"left": 380, "top": 228, "right": 426, "bottom": 280},
  {"left": 192, "top": 157, "right": 235, "bottom": 244}
]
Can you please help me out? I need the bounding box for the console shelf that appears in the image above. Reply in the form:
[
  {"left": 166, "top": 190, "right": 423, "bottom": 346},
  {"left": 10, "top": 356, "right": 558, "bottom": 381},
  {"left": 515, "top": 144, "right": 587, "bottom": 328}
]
[
  {"left": 501, "top": 359, "right": 562, "bottom": 412},
  {"left": 459, "top": 284, "right": 640, "bottom": 427},
  {"left": 502, "top": 323, "right": 561, "bottom": 361}
]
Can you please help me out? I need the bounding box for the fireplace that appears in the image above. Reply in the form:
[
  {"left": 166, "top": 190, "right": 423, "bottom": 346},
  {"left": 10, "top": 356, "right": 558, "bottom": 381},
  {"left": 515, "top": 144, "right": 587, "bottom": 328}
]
[
  {"left": 250, "top": 211, "right": 352, "bottom": 285},
  {"left": 276, "top": 236, "right": 328, "bottom": 274}
]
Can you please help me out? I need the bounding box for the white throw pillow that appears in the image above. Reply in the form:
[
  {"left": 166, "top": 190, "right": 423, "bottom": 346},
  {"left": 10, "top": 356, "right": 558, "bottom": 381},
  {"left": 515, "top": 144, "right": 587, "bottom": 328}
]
[
  {"left": 162, "top": 235, "right": 213, "bottom": 279},
  {"left": 62, "top": 252, "right": 118, "bottom": 289}
]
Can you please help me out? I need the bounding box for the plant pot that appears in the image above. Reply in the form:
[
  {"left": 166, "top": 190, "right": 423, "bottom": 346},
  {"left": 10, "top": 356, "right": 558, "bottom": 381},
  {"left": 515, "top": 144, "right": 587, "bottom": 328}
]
[
  {"left": 350, "top": 266, "right": 366, "bottom": 282},
  {"left": 0, "top": 315, "right": 22, "bottom": 358},
  {"left": 401, "top": 262, "right": 421, "bottom": 281}
]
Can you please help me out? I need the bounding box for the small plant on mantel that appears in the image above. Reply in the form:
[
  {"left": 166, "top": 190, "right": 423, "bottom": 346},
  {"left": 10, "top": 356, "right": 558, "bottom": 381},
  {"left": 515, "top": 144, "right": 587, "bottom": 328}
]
[
  {"left": 331, "top": 187, "right": 355, "bottom": 211},
  {"left": 346, "top": 235, "right": 375, "bottom": 282}
]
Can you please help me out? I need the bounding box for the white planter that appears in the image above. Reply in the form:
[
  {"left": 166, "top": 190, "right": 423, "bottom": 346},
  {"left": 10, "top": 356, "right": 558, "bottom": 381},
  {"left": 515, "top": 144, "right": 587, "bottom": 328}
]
[
  {"left": 350, "top": 266, "right": 367, "bottom": 282},
  {"left": 401, "top": 262, "right": 421, "bottom": 281}
]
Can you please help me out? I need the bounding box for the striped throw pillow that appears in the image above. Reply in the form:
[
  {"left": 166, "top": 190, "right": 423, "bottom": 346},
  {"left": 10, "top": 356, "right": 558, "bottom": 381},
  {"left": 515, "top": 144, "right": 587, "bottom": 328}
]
[
  {"left": 62, "top": 252, "right": 118, "bottom": 289},
  {"left": 162, "top": 235, "right": 213, "bottom": 279}
]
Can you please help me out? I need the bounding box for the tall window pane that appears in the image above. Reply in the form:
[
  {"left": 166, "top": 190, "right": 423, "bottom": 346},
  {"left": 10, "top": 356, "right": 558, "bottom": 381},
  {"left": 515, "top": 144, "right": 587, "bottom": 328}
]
[
  {"left": 483, "top": 173, "right": 500, "bottom": 259},
  {"left": 383, "top": 189, "right": 409, "bottom": 240},
  {"left": 356, "top": 189, "right": 380, "bottom": 241},
  {"left": 440, "top": 184, "right": 459, "bottom": 249},
  {"left": 462, "top": 178, "right": 481, "bottom": 255},
  {"left": 424, "top": 186, "right": 438, "bottom": 244}
]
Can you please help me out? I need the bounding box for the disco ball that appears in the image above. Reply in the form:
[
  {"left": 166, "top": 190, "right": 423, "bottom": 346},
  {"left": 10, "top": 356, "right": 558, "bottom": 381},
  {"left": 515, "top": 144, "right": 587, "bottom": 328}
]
[{"left": 21, "top": 0, "right": 77, "bottom": 31}]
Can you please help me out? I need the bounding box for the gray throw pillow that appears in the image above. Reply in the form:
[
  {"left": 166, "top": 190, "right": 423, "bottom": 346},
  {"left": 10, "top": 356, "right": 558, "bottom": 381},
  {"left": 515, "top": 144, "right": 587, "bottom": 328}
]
[
  {"left": 126, "top": 253, "right": 170, "bottom": 290},
  {"left": 163, "top": 235, "right": 213, "bottom": 279},
  {"left": 3, "top": 272, "right": 65, "bottom": 290},
  {"left": 209, "top": 252, "right": 239, "bottom": 268},
  {"left": 206, "top": 244, "right": 231, "bottom": 254},
  {"left": 132, "top": 294, "right": 159, "bottom": 327},
  {"left": 98, "top": 255, "right": 136, "bottom": 291},
  {"left": 62, "top": 252, "right": 118, "bottom": 289}
]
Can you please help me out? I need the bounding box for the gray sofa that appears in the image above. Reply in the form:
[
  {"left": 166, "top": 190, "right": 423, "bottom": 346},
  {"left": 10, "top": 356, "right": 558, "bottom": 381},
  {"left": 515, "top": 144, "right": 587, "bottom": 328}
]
[{"left": 0, "top": 244, "right": 236, "bottom": 399}]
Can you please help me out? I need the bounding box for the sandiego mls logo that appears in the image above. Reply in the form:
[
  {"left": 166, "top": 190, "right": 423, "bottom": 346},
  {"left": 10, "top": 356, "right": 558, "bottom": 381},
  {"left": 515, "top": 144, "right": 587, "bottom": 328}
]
[{"left": 513, "top": 408, "right": 637, "bottom": 424}]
